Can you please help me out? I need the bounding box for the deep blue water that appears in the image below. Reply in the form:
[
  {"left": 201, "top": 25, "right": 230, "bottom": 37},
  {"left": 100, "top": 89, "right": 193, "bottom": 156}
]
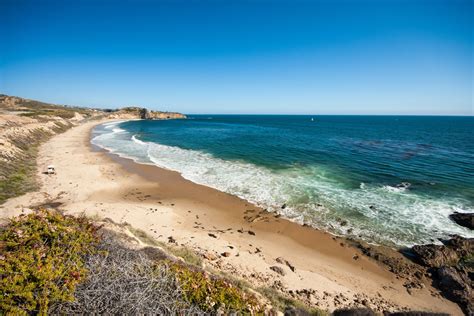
[{"left": 92, "top": 115, "right": 474, "bottom": 246}]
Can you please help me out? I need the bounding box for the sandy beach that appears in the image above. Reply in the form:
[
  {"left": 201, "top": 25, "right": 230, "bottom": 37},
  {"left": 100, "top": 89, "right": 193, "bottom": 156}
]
[{"left": 0, "top": 120, "right": 463, "bottom": 314}]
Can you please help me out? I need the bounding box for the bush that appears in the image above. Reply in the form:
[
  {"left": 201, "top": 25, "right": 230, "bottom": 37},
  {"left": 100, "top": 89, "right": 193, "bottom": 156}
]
[
  {"left": 50, "top": 232, "right": 205, "bottom": 315},
  {"left": 52, "top": 229, "right": 263, "bottom": 315},
  {"left": 0, "top": 210, "right": 100, "bottom": 315},
  {"left": 169, "top": 262, "right": 264, "bottom": 314},
  {"left": 1, "top": 211, "right": 305, "bottom": 315}
]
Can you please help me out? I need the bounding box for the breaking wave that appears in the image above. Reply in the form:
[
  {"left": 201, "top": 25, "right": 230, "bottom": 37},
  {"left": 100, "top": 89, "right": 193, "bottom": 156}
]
[{"left": 91, "top": 120, "right": 474, "bottom": 247}]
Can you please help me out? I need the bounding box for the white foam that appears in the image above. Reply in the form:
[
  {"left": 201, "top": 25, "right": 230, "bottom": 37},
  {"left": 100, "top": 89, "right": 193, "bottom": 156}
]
[
  {"left": 91, "top": 122, "right": 150, "bottom": 164},
  {"left": 132, "top": 134, "right": 148, "bottom": 146},
  {"left": 146, "top": 142, "right": 292, "bottom": 211},
  {"left": 144, "top": 141, "right": 473, "bottom": 245},
  {"left": 103, "top": 120, "right": 127, "bottom": 128},
  {"left": 382, "top": 182, "right": 411, "bottom": 193},
  {"left": 91, "top": 121, "right": 474, "bottom": 247},
  {"left": 112, "top": 127, "right": 126, "bottom": 133}
]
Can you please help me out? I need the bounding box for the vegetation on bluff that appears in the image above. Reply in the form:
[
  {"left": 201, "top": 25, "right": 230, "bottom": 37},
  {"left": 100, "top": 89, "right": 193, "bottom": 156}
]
[
  {"left": 0, "top": 95, "right": 94, "bottom": 204},
  {"left": 0, "top": 210, "right": 275, "bottom": 315},
  {"left": 0, "top": 94, "right": 187, "bottom": 204},
  {"left": 0, "top": 124, "right": 71, "bottom": 204},
  {"left": 169, "top": 262, "right": 263, "bottom": 313},
  {"left": 0, "top": 210, "right": 100, "bottom": 315}
]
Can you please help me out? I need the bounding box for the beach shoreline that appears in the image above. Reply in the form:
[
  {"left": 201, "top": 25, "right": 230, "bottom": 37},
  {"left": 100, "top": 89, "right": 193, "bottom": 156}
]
[{"left": 0, "top": 119, "right": 463, "bottom": 314}]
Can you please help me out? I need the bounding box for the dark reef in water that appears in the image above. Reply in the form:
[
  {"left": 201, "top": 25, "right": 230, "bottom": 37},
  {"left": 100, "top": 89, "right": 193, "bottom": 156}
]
[{"left": 449, "top": 212, "right": 474, "bottom": 230}]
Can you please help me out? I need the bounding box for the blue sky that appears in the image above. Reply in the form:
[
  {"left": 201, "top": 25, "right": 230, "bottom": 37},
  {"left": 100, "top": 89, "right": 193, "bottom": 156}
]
[{"left": 0, "top": 0, "right": 472, "bottom": 115}]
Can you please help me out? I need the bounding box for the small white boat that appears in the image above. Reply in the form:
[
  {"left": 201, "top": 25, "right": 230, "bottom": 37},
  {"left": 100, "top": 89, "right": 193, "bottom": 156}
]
[{"left": 311, "top": 117, "right": 314, "bottom": 122}]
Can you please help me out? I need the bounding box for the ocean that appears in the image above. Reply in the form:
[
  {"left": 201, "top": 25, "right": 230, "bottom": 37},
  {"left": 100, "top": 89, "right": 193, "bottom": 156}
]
[{"left": 91, "top": 115, "right": 474, "bottom": 247}]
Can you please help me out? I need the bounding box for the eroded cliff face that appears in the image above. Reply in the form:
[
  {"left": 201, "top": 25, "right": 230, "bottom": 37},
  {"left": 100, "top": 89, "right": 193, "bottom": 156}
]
[
  {"left": 149, "top": 111, "right": 186, "bottom": 119},
  {"left": 0, "top": 114, "right": 70, "bottom": 164},
  {"left": 0, "top": 96, "right": 101, "bottom": 166},
  {"left": 107, "top": 107, "right": 186, "bottom": 120},
  {"left": 0, "top": 95, "right": 103, "bottom": 203},
  {"left": 0, "top": 95, "right": 186, "bottom": 122},
  {"left": 0, "top": 95, "right": 23, "bottom": 108},
  {"left": 0, "top": 94, "right": 185, "bottom": 203}
]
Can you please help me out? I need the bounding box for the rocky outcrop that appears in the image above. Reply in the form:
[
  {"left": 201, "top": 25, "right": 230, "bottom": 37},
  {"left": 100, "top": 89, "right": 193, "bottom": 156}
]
[
  {"left": 149, "top": 111, "right": 186, "bottom": 120},
  {"left": 385, "top": 312, "right": 451, "bottom": 316},
  {"left": 411, "top": 244, "right": 460, "bottom": 268},
  {"left": 411, "top": 235, "right": 473, "bottom": 269},
  {"left": 450, "top": 212, "right": 474, "bottom": 230},
  {"left": 108, "top": 107, "right": 186, "bottom": 120},
  {"left": 357, "top": 235, "right": 473, "bottom": 314},
  {"left": 0, "top": 95, "right": 23, "bottom": 109},
  {"left": 409, "top": 235, "right": 473, "bottom": 315},
  {"left": 443, "top": 235, "right": 474, "bottom": 256},
  {"left": 356, "top": 243, "right": 425, "bottom": 282},
  {"left": 270, "top": 266, "right": 286, "bottom": 276},
  {"left": 275, "top": 257, "right": 296, "bottom": 272},
  {"left": 139, "top": 108, "right": 150, "bottom": 119},
  {"left": 333, "top": 308, "right": 376, "bottom": 316},
  {"left": 436, "top": 266, "right": 473, "bottom": 314}
]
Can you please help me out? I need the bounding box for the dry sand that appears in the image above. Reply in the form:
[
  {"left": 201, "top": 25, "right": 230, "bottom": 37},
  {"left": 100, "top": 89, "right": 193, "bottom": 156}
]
[{"left": 0, "top": 120, "right": 463, "bottom": 314}]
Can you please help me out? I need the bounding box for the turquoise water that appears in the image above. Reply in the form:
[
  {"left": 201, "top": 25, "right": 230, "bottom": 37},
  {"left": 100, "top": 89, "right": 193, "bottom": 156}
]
[{"left": 92, "top": 115, "right": 474, "bottom": 246}]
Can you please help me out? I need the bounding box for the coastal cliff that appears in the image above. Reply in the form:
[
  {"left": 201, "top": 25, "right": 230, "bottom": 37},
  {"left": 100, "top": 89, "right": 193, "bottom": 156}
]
[
  {"left": 107, "top": 106, "right": 186, "bottom": 120},
  {"left": 0, "top": 95, "right": 186, "bottom": 203},
  {"left": 0, "top": 94, "right": 104, "bottom": 203},
  {"left": 0, "top": 94, "right": 469, "bottom": 315}
]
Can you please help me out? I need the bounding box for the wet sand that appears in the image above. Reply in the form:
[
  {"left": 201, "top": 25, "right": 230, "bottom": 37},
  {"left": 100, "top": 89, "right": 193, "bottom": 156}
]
[{"left": 0, "top": 120, "right": 462, "bottom": 314}]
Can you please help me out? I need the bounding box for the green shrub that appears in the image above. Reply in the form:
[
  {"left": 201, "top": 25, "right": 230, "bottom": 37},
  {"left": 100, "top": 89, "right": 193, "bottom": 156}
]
[
  {"left": 0, "top": 209, "right": 100, "bottom": 315},
  {"left": 168, "top": 262, "right": 264, "bottom": 314}
]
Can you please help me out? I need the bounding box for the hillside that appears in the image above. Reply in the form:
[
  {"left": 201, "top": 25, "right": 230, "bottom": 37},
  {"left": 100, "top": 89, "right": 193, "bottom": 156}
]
[
  {"left": 107, "top": 106, "right": 187, "bottom": 120},
  {"left": 0, "top": 94, "right": 186, "bottom": 203},
  {"left": 0, "top": 95, "right": 102, "bottom": 203},
  {"left": 0, "top": 209, "right": 279, "bottom": 315}
]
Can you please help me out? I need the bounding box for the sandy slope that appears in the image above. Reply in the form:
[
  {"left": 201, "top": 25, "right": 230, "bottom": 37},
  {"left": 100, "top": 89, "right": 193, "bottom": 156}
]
[{"left": 0, "top": 120, "right": 462, "bottom": 314}]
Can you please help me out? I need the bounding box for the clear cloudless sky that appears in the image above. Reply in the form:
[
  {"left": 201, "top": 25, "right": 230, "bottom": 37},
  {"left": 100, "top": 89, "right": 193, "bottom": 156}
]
[{"left": 0, "top": 0, "right": 472, "bottom": 115}]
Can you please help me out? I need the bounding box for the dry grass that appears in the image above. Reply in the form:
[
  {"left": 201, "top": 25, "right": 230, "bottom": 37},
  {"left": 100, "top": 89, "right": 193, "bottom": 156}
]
[
  {"left": 258, "top": 287, "right": 328, "bottom": 316},
  {"left": 0, "top": 122, "right": 72, "bottom": 204},
  {"left": 2, "top": 210, "right": 327, "bottom": 315},
  {"left": 50, "top": 231, "right": 205, "bottom": 315},
  {"left": 123, "top": 222, "right": 203, "bottom": 267}
]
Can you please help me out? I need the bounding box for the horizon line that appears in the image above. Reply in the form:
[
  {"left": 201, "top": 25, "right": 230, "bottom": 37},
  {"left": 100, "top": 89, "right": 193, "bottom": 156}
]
[
  {"left": 184, "top": 113, "right": 474, "bottom": 117},
  {"left": 1, "top": 92, "right": 472, "bottom": 117}
]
